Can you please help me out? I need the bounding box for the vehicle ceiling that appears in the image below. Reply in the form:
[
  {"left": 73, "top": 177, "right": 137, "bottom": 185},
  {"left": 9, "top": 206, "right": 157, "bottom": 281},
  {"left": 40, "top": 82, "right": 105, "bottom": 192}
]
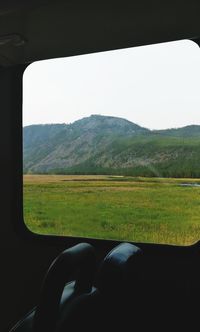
[{"left": 0, "top": 0, "right": 200, "bottom": 67}]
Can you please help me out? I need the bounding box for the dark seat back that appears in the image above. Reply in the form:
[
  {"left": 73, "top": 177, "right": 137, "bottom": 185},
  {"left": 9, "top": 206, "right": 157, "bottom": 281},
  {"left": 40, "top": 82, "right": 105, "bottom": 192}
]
[
  {"left": 10, "top": 243, "right": 96, "bottom": 332},
  {"left": 10, "top": 242, "right": 143, "bottom": 332}
]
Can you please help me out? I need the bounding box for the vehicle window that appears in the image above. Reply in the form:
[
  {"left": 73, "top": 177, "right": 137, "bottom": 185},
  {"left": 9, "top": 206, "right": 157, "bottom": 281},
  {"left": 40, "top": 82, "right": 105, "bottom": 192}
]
[{"left": 23, "top": 39, "right": 200, "bottom": 245}]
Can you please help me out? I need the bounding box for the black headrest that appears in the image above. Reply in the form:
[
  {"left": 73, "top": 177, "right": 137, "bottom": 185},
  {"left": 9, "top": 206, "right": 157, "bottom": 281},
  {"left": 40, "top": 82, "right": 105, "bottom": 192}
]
[{"left": 97, "top": 243, "right": 142, "bottom": 295}]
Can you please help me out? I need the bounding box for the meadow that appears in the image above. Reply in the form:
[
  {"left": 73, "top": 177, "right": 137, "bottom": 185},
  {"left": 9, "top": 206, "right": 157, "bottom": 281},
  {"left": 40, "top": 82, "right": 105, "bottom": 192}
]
[{"left": 23, "top": 175, "right": 200, "bottom": 245}]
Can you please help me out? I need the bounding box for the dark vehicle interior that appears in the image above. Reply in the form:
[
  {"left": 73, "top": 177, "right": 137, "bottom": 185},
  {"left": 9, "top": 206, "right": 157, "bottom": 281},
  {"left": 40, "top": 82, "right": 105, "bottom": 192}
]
[{"left": 1, "top": 1, "right": 200, "bottom": 331}]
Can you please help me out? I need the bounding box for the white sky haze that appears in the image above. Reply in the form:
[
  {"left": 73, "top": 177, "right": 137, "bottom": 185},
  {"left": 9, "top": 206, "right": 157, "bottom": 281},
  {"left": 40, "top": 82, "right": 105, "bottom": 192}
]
[{"left": 23, "top": 39, "right": 200, "bottom": 130}]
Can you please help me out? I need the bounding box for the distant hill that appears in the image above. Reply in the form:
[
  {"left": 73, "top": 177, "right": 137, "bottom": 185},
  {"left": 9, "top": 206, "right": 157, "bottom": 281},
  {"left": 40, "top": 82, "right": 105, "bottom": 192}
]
[
  {"left": 155, "top": 125, "right": 200, "bottom": 137},
  {"left": 23, "top": 115, "right": 200, "bottom": 178}
]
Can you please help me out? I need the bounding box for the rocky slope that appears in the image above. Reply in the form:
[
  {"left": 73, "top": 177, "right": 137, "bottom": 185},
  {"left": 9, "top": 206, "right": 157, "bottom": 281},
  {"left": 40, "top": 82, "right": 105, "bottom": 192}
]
[{"left": 23, "top": 115, "right": 200, "bottom": 177}]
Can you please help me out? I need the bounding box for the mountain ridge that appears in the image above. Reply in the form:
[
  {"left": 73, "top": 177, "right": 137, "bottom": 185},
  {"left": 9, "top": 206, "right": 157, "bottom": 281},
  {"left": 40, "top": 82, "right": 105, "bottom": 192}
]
[{"left": 23, "top": 115, "right": 200, "bottom": 177}]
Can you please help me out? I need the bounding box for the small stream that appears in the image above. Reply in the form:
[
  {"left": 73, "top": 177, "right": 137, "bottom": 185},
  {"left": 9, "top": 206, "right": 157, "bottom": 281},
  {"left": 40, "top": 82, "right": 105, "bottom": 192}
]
[{"left": 180, "top": 183, "right": 200, "bottom": 187}]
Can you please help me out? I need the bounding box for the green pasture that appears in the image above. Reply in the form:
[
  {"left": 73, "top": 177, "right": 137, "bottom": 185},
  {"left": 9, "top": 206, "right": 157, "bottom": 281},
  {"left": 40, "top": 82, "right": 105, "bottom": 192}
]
[{"left": 23, "top": 175, "right": 200, "bottom": 245}]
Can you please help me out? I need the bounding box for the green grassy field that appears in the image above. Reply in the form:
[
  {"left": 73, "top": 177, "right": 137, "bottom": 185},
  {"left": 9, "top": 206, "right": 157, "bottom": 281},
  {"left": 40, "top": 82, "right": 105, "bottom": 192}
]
[{"left": 23, "top": 175, "right": 200, "bottom": 245}]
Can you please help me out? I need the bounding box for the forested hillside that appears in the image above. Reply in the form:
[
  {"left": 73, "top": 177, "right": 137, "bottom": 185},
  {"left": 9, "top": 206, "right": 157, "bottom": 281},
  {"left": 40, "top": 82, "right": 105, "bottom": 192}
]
[{"left": 23, "top": 115, "right": 200, "bottom": 177}]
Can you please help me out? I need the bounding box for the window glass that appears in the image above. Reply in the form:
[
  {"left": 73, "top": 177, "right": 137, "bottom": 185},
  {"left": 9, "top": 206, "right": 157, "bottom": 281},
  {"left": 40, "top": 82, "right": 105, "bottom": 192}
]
[{"left": 23, "top": 40, "right": 200, "bottom": 245}]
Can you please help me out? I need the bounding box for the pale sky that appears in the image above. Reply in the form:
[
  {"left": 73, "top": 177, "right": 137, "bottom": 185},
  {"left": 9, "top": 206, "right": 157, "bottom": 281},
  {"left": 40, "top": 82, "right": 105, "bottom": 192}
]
[{"left": 23, "top": 39, "right": 200, "bottom": 130}]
